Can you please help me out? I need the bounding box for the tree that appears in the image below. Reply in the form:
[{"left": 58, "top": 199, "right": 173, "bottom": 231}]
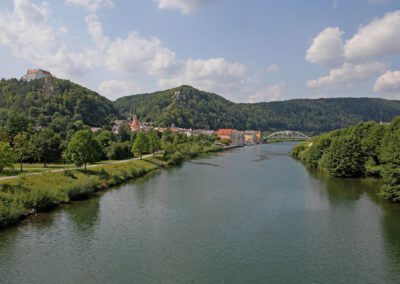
[
  {"left": 379, "top": 117, "right": 400, "bottom": 201},
  {"left": 106, "top": 141, "right": 132, "bottom": 160},
  {"left": 66, "top": 130, "right": 101, "bottom": 171},
  {"left": 117, "top": 124, "right": 131, "bottom": 142},
  {"left": 96, "top": 130, "right": 115, "bottom": 149},
  {"left": 147, "top": 131, "right": 161, "bottom": 154},
  {"left": 96, "top": 130, "right": 115, "bottom": 159},
  {"left": 0, "top": 142, "right": 16, "bottom": 172},
  {"left": 13, "top": 132, "right": 33, "bottom": 171},
  {"left": 321, "top": 135, "right": 365, "bottom": 177},
  {"left": 161, "top": 129, "right": 174, "bottom": 145},
  {"left": 5, "top": 112, "right": 30, "bottom": 141},
  {"left": 31, "top": 129, "right": 61, "bottom": 167},
  {"left": 131, "top": 132, "right": 149, "bottom": 159}
]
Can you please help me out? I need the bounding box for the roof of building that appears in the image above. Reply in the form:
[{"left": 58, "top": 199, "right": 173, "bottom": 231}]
[
  {"left": 218, "top": 129, "right": 234, "bottom": 136},
  {"left": 26, "top": 69, "right": 52, "bottom": 76}
]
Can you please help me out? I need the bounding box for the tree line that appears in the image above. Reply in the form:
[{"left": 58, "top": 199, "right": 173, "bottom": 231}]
[
  {"left": 0, "top": 110, "right": 223, "bottom": 173},
  {"left": 291, "top": 116, "right": 400, "bottom": 202}
]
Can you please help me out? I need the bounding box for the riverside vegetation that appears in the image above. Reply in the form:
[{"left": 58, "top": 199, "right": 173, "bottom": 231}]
[
  {"left": 292, "top": 116, "right": 400, "bottom": 202},
  {"left": 0, "top": 129, "right": 223, "bottom": 229}
]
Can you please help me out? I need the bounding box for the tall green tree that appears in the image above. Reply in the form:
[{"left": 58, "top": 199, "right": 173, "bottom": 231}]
[
  {"left": 32, "top": 129, "right": 61, "bottom": 167},
  {"left": 0, "top": 142, "right": 16, "bottom": 172},
  {"left": 131, "top": 132, "right": 149, "bottom": 159},
  {"left": 379, "top": 117, "right": 400, "bottom": 201},
  {"left": 66, "top": 130, "right": 101, "bottom": 171},
  {"left": 117, "top": 124, "right": 131, "bottom": 142},
  {"left": 321, "top": 135, "right": 365, "bottom": 177},
  {"left": 147, "top": 131, "right": 161, "bottom": 154},
  {"left": 13, "top": 132, "right": 33, "bottom": 171}
]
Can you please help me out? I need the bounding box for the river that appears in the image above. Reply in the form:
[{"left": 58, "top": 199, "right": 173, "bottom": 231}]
[{"left": 0, "top": 143, "right": 400, "bottom": 283}]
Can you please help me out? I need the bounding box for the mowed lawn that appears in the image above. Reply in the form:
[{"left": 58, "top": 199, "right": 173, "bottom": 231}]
[{"left": 0, "top": 159, "right": 135, "bottom": 178}]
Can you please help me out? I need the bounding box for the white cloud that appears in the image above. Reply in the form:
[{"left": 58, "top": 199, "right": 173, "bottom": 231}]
[
  {"left": 373, "top": 71, "right": 400, "bottom": 98},
  {"left": 99, "top": 80, "right": 141, "bottom": 100},
  {"left": 106, "top": 32, "right": 176, "bottom": 76},
  {"left": 155, "top": 0, "right": 214, "bottom": 14},
  {"left": 0, "top": 0, "right": 97, "bottom": 77},
  {"left": 85, "top": 14, "right": 109, "bottom": 48},
  {"left": 65, "top": 0, "right": 113, "bottom": 12},
  {"left": 267, "top": 64, "right": 279, "bottom": 73},
  {"left": 306, "top": 62, "right": 387, "bottom": 89},
  {"left": 306, "top": 27, "right": 345, "bottom": 67},
  {"left": 344, "top": 11, "right": 400, "bottom": 61},
  {"left": 159, "top": 58, "right": 246, "bottom": 99},
  {"left": 249, "top": 82, "right": 285, "bottom": 103}
]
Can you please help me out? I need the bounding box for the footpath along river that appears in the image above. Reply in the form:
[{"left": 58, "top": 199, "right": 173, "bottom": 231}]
[{"left": 0, "top": 143, "right": 400, "bottom": 283}]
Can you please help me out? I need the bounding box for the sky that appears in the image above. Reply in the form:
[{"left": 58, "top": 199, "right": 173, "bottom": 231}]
[{"left": 1, "top": 0, "right": 400, "bottom": 102}]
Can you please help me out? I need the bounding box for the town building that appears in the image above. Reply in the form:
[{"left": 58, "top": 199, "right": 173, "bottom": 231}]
[
  {"left": 244, "top": 131, "right": 256, "bottom": 143},
  {"left": 217, "top": 129, "right": 234, "bottom": 142},
  {"left": 130, "top": 115, "right": 142, "bottom": 132},
  {"left": 90, "top": 127, "right": 102, "bottom": 133},
  {"left": 231, "top": 130, "right": 244, "bottom": 146},
  {"left": 192, "top": 130, "right": 215, "bottom": 136},
  {"left": 22, "top": 69, "right": 52, "bottom": 81}
]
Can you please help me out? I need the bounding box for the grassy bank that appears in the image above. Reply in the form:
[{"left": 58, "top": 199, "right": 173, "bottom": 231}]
[{"left": 0, "top": 157, "right": 165, "bottom": 229}]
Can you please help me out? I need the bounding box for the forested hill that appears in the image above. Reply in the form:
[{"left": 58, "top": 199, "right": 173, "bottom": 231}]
[
  {"left": 114, "top": 85, "right": 400, "bottom": 134},
  {"left": 0, "top": 78, "right": 118, "bottom": 127}
]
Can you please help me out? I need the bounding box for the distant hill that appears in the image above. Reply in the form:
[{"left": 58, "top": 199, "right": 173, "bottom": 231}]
[
  {"left": 0, "top": 77, "right": 118, "bottom": 127},
  {"left": 114, "top": 85, "right": 400, "bottom": 134}
]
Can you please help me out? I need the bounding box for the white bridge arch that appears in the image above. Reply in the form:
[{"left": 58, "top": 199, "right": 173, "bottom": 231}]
[{"left": 261, "top": 130, "right": 310, "bottom": 142}]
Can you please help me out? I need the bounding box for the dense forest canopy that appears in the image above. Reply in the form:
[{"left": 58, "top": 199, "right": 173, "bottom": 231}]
[
  {"left": 292, "top": 116, "right": 400, "bottom": 202},
  {"left": 114, "top": 85, "right": 400, "bottom": 134},
  {"left": 0, "top": 77, "right": 119, "bottom": 127}
]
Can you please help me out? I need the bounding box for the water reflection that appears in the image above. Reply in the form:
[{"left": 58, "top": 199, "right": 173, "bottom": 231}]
[
  {"left": 64, "top": 198, "right": 100, "bottom": 234},
  {"left": 308, "top": 168, "right": 383, "bottom": 205}
]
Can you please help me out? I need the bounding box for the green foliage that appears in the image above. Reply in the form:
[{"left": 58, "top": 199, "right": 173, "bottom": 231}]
[
  {"left": 0, "top": 142, "right": 16, "bottom": 172},
  {"left": 106, "top": 141, "right": 132, "bottom": 160},
  {"left": 0, "top": 77, "right": 118, "bottom": 127},
  {"left": 31, "top": 129, "right": 61, "bottom": 167},
  {"left": 321, "top": 135, "right": 365, "bottom": 177},
  {"left": 117, "top": 123, "right": 131, "bottom": 142},
  {"left": 131, "top": 132, "right": 149, "bottom": 158},
  {"left": 147, "top": 131, "right": 161, "bottom": 154},
  {"left": 66, "top": 130, "right": 101, "bottom": 170},
  {"left": 13, "top": 132, "right": 33, "bottom": 171},
  {"left": 301, "top": 135, "right": 331, "bottom": 168},
  {"left": 114, "top": 85, "right": 400, "bottom": 133}
]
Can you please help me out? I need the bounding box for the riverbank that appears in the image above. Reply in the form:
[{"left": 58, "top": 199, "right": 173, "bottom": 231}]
[
  {"left": 0, "top": 143, "right": 224, "bottom": 230},
  {"left": 0, "top": 156, "right": 166, "bottom": 229}
]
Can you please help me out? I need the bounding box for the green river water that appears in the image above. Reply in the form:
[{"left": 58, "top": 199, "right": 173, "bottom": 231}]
[{"left": 0, "top": 143, "right": 400, "bottom": 283}]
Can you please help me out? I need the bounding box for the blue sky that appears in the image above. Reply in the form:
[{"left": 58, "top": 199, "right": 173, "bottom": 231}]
[{"left": 1, "top": 0, "right": 400, "bottom": 102}]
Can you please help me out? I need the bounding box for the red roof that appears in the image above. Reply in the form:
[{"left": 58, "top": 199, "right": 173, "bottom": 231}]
[
  {"left": 218, "top": 129, "right": 234, "bottom": 136},
  {"left": 27, "top": 69, "right": 52, "bottom": 76}
]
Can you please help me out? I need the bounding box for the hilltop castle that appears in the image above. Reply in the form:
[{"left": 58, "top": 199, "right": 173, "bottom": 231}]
[{"left": 22, "top": 69, "right": 52, "bottom": 82}]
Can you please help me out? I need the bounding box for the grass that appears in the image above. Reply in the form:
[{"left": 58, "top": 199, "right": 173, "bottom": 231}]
[
  {"left": 0, "top": 157, "right": 165, "bottom": 229},
  {"left": 0, "top": 159, "right": 139, "bottom": 178}
]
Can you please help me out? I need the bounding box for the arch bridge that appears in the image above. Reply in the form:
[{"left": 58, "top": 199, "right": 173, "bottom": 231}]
[{"left": 261, "top": 130, "right": 311, "bottom": 142}]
